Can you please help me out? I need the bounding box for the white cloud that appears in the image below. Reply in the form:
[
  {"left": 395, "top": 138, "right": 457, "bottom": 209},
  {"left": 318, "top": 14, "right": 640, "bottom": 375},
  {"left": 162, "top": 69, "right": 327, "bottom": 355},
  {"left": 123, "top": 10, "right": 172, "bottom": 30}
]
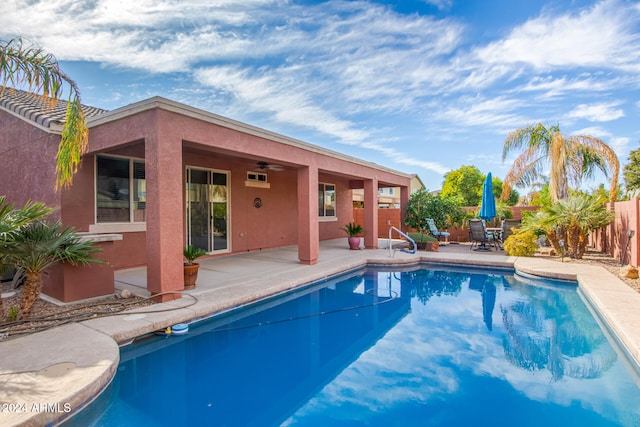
[
  {"left": 572, "top": 126, "right": 630, "bottom": 156},
  {"left": 432, "top": 96, "right": 526, "bottom": 130},
  {"left": 567, "top": 102, "right": 625, "bottom": 122},
  {"left": 195, "top": 65, "right": 450, "bottom": 175},
  {"left": 2, "top": 0, "right": 639, "bottom": 186},
  {"left": 519, "top": 75, "right": 625, "bottom": 100},
  {"left": 474, "top": 0, "right": 640, "bottom": 72},
  {"left": 421, "top": 0, "right": 453, "bottom": 11}
]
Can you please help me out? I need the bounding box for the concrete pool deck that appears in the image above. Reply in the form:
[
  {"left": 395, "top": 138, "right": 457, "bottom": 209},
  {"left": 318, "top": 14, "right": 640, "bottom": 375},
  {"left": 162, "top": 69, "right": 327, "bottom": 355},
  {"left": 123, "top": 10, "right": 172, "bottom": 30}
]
[{"left": 2, "top": 239, "right": 640, "bottom": 426}]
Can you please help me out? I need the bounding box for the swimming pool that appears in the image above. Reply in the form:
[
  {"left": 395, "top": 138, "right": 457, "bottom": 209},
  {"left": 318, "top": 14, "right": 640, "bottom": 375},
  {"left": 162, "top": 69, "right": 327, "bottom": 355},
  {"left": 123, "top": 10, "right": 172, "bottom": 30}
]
[{"left": 67, "top": 265, "right": 640, "bottom": 426}]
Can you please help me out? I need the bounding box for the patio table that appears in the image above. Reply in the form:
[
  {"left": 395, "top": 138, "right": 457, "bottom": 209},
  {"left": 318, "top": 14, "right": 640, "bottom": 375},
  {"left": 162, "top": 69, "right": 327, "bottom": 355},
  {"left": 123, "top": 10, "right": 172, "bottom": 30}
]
[{"left": 486, "top": 227, "right": 502, "bottom": 250}]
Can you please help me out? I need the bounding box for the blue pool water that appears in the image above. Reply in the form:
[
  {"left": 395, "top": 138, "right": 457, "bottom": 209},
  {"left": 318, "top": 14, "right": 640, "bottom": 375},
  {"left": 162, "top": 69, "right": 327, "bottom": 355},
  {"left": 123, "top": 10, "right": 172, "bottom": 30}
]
[{"left": 68, "top": 265, "right": 640, "bottom": 426}]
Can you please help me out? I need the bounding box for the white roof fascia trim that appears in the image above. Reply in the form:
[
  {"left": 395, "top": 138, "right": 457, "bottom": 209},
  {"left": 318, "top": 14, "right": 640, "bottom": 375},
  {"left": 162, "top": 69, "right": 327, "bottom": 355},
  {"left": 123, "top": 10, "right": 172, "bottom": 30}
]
[
  {"left": 86, "top": 97, "right": 413, "bottom": 180},
  {"left": 0, "top": 105, "right": 57, "bottom": 134}
]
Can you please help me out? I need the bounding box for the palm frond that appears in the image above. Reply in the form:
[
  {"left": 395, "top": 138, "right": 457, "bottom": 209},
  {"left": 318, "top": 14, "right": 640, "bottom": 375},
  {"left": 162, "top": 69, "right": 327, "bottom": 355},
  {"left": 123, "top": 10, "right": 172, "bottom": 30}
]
[
  {"left": 502, "top": 124, "right": 538, "bottom": 160},
  {"left": 0, "top": 38, "right": 63, "bottom": 99},
  {"left": 566, "top": 135, "right": 620, "bottom": 202},
  {"left": 56, "top": 95, "right": 88, "bottom": 189},
  {"left": 2, "top": 221, "right": 102, "bottom": 274},
  {"left": 1, "top": 37, "right": 87, "bottom": 189},
  {"left": 0, "top": 197, "right": 53, "bottom": 235},
  {"left": 501, "top": 148, "right": 546, "bottom": 200}
]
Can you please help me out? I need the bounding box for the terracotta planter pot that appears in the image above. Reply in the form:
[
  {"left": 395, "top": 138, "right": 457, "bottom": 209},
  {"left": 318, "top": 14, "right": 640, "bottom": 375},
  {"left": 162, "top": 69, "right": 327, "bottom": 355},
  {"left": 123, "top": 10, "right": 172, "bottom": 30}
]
[
  {"left": 347, "top": 236, "right": 361, "bottom": 250},
  {"left": 425, "top": 241, "right": 439, "bottom": 252},
  {"left": 184, "top": 263, "right": 200, "bottom": 290}
]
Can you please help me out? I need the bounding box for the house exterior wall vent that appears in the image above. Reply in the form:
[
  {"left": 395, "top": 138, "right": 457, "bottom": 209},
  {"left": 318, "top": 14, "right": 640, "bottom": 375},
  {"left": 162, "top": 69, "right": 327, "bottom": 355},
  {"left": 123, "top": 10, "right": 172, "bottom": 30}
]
[{"left": 246, "top": 171, "right": 270, "bottom": 188}]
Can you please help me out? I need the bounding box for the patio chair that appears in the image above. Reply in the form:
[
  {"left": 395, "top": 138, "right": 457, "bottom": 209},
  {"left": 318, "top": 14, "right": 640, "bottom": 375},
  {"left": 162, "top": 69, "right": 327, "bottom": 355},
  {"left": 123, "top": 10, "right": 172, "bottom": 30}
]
[
  {"left": 425, "top": 218, "right": 451, "bottom": 242},
  {"left": 469, "top": 219, "right": 497, "bottom": 251},
  {"left": 500, "top": 219, "right": 521, "bottom": 244}
]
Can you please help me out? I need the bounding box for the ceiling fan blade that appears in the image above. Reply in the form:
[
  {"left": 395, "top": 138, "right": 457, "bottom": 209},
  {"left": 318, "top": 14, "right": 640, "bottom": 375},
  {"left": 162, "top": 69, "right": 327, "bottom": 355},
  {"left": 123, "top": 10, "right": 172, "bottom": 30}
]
[{"left": 256, "top": 161, "right": 284, "bottom": 171}]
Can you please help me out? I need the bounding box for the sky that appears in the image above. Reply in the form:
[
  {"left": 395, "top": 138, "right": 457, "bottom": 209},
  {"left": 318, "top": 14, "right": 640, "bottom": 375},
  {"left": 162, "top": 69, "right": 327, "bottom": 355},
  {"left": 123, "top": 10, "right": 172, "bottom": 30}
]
[{"left": 2, "top": 0, "right": 639, "bottom": 192}]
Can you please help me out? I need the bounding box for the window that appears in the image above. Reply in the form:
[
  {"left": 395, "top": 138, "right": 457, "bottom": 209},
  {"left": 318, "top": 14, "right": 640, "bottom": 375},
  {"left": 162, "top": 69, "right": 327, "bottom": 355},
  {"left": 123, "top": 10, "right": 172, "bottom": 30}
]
[
  {"left": 96, "top": 156, "right": 146, "bottom": 223},
  {"left": 318, "top": 183, "right": 336, "bottom": 218},
  {"left": 246, "top": 172, "right": 267, "bottom": 182}
]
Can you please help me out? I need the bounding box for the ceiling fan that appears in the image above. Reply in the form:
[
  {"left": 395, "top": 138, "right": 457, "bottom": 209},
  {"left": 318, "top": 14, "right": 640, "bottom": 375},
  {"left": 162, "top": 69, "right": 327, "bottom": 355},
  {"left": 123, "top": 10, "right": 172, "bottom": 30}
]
[{"left": 256, "top": 161, "right": 284, "bottom": 171}]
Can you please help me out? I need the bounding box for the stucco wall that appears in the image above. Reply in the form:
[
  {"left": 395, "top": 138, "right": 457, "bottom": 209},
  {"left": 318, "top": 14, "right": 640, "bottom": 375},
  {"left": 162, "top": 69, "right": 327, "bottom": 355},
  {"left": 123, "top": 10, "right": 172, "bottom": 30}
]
[
  {"left": 0, "top": 110, "right": 61, "bottom": 217},
  {"left": 592, "top": 199, "right": 639, "bottom": 267}
]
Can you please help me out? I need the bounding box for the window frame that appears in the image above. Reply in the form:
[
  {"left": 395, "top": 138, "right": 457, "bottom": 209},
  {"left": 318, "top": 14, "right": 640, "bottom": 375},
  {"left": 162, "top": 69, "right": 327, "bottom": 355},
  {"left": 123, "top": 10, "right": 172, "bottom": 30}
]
[
  {"left": 89, "top": 154, "right": 147, "bottom": 233},
  {"left": 318, "top": 182, "right": 337, "bottom": 222}
]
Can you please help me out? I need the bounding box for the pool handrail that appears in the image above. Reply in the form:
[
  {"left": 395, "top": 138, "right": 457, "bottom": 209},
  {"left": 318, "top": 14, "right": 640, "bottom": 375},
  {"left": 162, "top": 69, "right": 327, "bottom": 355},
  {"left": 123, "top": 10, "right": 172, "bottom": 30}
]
[{"left": 388, "top": 226, "right": 417, "bottom": 256}]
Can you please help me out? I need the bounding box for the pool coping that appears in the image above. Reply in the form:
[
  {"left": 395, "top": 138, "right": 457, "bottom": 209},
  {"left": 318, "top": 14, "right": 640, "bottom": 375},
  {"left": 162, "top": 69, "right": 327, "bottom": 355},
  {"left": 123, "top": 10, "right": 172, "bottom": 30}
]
[{"left": 1, "top": 248, "right": 639, "bottom": 426}]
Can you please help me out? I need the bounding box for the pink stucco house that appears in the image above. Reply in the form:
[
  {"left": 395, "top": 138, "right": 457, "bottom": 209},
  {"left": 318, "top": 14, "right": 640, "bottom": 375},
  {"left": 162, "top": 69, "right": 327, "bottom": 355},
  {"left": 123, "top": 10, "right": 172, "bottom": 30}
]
[{"left": 0, "top": 88, "right": 412, "bottom": 302}]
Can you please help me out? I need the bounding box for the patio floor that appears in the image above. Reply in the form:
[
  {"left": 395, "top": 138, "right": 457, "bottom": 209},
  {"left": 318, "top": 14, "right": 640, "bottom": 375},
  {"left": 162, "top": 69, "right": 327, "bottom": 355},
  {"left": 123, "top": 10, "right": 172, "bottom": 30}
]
[
  {"left": 2, "top": 238, "right": 640, "bottom": 426},
  {"left": 112, "top": 239, "right": 508, "bottom": 298}
]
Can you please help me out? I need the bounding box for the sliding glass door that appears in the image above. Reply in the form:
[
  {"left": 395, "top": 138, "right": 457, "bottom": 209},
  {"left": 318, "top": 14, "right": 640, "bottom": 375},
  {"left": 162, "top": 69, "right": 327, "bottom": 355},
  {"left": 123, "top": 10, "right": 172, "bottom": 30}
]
[{"left": 186, "top": 167, "right": 229, "bottom": 253}]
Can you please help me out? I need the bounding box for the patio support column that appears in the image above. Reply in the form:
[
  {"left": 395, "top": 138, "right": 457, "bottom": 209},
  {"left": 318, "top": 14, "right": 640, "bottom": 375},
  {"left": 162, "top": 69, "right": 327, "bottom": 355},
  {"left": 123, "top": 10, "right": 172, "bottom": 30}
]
[
  {"left": 297, "top": 165, "right": 319, "bottom": 265},
  {"left": 145, "top": 110, "right": 184, "bottom": 301},
  {"left": 400, "top": 185, "right": 410, "bottom": 231},
  {"left": 364, "top": 178, "right": 378, "bottom": 249}
]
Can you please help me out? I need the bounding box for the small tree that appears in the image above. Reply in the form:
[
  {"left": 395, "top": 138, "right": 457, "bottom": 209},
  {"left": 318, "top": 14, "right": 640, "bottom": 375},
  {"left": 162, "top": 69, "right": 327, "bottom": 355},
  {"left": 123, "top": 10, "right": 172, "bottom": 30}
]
[
  {"left": 492, "top": 176, "right": 519, "bottom": 206},
  {"left": 0, "top": 197, "right": 52, "bottom": 320},
  {"left": 543, "top": 193, "right": 614, "bottom": 259},
  {"left": 521, "top": 193, "right": 614, "bottom": 259},
  {"left": 1, "top": 221, "right": 102, "bottom": 319},
  {"left": 404, "top": 189, "right": 464, "bottom": 241},
  {"left": 441, "top": 165, "right": 485, "bottom": 206},
  {"left": 623, "top": 147, "right": 640, "bottom": 196}
]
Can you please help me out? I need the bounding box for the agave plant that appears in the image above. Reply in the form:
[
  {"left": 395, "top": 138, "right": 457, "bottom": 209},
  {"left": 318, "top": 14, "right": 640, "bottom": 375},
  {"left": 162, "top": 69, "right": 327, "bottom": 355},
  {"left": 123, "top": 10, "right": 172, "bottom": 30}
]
[{"left": 1, "top": 221, "right": 102, "bottom": 319}]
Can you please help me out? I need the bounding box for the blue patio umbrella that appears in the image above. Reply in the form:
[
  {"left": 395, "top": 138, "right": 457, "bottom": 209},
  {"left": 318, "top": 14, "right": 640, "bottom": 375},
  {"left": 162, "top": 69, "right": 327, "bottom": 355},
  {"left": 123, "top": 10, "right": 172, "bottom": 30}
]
[{"left": 479, "top": 172, "right": 496, "bottom": 222}]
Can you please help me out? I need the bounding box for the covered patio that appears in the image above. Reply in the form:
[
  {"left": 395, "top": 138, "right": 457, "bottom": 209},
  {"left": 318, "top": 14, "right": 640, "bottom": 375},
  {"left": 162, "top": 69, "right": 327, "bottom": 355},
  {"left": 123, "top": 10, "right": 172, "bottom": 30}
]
[
  {"left": 0, "top": 89, "right": 413, "bottom": 303},
  {"left": 79, "top": 97, "right": 413, "bottom": 301}
]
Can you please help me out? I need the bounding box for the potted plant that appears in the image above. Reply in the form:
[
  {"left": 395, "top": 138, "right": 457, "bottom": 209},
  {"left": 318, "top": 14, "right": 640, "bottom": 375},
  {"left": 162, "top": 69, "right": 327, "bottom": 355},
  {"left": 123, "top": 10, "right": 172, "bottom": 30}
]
[
  {"left": 340, "top": 222, "right": 364, "bottom": 250},
  {"left": 183, "top": 245, "right": 207, "bottom": 290}
]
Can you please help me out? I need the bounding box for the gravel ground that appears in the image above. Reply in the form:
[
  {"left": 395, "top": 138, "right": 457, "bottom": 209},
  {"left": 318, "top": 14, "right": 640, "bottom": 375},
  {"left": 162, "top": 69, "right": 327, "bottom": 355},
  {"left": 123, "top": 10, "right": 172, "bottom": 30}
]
[
  {"left": 545, "top": 249, "right": 640, "bottom": 293},
  {"left": 0, "top": 282, "right": 154, "bottom": 340},
  {"left": 1, "top": 249, "right": 637, "bottom": 339}
]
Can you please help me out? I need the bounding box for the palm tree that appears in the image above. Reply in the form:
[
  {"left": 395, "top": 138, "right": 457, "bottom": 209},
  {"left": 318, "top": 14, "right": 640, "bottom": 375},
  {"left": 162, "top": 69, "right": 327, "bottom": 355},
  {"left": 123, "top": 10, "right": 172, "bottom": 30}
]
[
  {"left": 501, "top": 123, "right": 619, "bottom": 203},
  {"left": 544, "top": 193, "right": 615, "bottom": 259},
  {"left": 0, "top": 37, "right": 88, "bottom": 189},
  {"left": 1, "top": 221, "right": 101, "bottom": 319},
  {"left": 0, "top": 197, "right": 53, "bottom": 319},
  {"left": 523, "top": 193, "right": 615, "bottom": 259}
]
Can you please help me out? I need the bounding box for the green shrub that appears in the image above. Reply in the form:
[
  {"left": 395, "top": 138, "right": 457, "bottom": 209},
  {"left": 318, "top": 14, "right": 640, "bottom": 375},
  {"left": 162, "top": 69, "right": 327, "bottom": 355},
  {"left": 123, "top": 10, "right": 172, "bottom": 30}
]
[
  {"left": 503, "top": 230, "right": 538, "bottom": 257},
  {"left": 7, "top": 306, "right": 19, "bottom": 321},
  {"left": 407, "top": 232, "right": 437, "bottom": 243},
  {"left": 406, "top": 232, "right": 438, "bottom": 250}
]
